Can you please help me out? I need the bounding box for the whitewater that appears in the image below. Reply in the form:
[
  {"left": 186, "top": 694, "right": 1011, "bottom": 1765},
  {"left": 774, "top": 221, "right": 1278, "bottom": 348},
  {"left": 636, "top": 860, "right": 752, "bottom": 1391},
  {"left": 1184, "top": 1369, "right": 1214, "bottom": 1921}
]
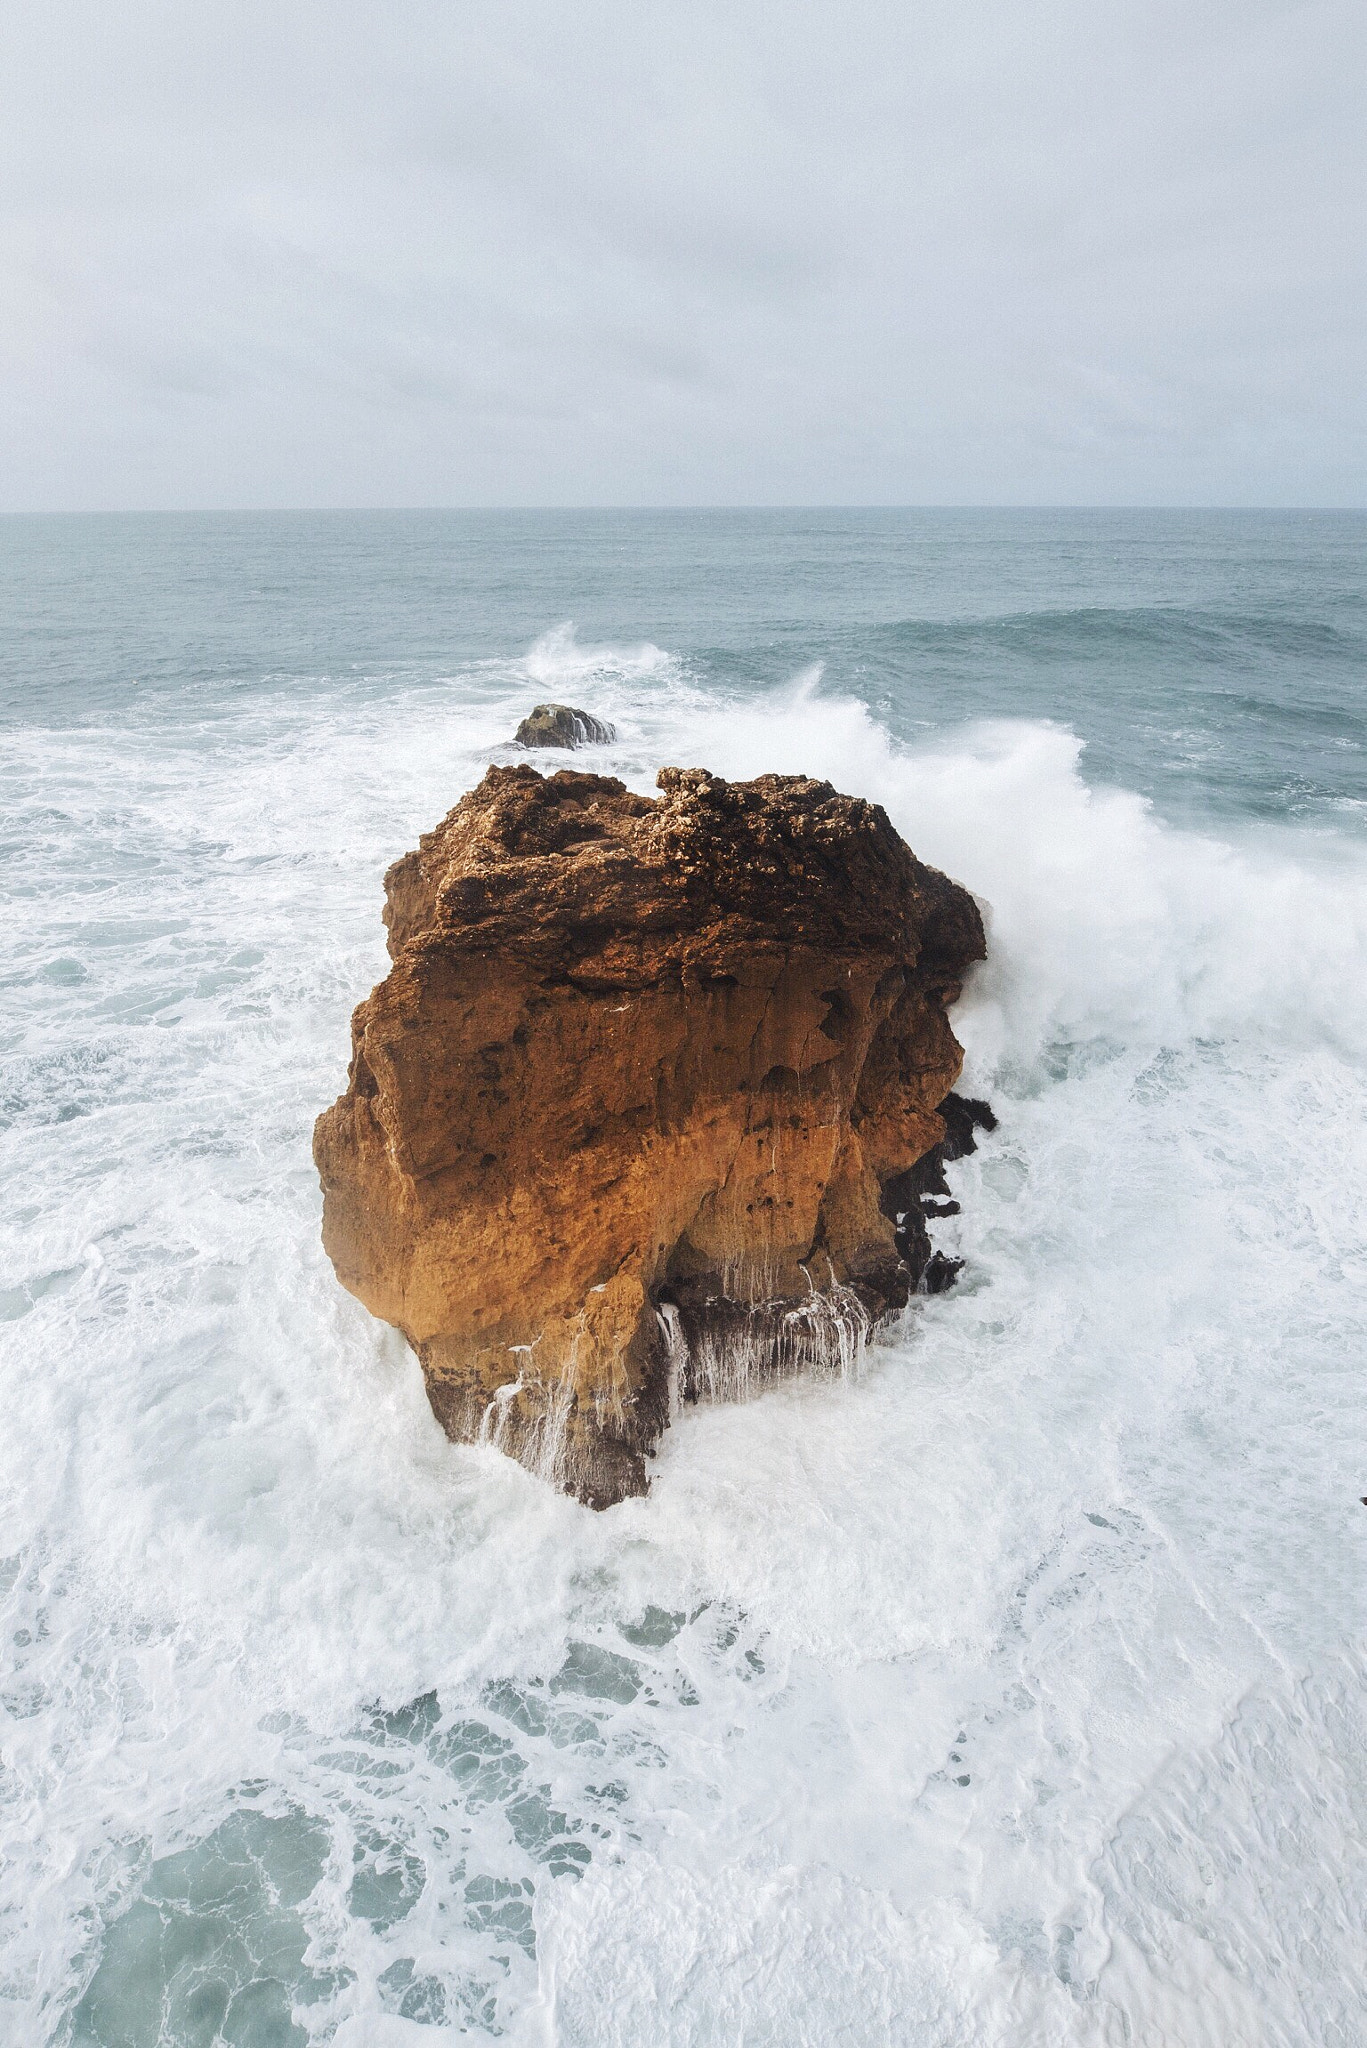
[{"left": 2, "top": 512, "right": 1366, "bottom": 2047}]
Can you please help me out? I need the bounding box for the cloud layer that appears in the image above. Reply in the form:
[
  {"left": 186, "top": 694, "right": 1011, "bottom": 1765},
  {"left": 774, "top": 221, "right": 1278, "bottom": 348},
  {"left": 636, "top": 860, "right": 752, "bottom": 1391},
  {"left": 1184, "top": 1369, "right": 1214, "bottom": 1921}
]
[{"left": 2, "top": 0, "right": 1363, "bottom": 508}]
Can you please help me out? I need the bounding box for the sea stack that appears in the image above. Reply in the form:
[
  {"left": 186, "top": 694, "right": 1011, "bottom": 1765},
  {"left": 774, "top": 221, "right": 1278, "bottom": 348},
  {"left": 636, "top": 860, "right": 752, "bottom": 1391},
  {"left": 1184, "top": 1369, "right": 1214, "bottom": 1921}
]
[{"left": 314, "top": 765, "right": 986, "bottom": 1505}]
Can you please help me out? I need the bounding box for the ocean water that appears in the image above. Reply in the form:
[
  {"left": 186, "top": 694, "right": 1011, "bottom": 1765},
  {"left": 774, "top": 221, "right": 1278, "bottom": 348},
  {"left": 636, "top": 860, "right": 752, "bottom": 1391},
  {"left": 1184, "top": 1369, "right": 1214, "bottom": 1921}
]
[{"left": 1, "top": 508, "right": 1365, "bottom": 2048}]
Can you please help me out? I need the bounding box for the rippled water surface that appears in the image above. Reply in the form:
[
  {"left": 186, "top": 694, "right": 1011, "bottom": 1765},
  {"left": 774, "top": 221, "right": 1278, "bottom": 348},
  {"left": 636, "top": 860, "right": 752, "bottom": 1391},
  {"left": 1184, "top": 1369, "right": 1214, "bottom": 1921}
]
[{"left": 2, "top": 510, "right": 1365, "bottom": 2046}]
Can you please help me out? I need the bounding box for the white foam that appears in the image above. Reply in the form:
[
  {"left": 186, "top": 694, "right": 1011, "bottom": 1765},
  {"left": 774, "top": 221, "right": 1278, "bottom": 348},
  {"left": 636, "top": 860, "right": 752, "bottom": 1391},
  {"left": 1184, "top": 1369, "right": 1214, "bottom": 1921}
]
[
  {"left": 2, "top": 649, "right": 1365, "bottom": 2043},
  {"left": 522, "top": 622, "right": 674, "bottom": 692}
]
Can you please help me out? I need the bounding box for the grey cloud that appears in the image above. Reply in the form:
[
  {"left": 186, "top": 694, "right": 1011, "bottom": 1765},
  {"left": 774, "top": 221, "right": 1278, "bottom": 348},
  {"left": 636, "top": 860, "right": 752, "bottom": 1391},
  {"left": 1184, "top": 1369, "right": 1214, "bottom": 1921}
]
[{"left": 0, "top": 0, "right": 1362, "bottom": 508}]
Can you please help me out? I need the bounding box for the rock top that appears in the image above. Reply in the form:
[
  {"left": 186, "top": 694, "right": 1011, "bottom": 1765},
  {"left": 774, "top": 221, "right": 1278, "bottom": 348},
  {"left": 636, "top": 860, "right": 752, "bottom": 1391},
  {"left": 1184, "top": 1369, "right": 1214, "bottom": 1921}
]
[
  {"left": 514, "top": 702, "right": 616, "bottom": 748},
  {"left": 314, "top": 764, "right": 987, "bottom": 1505}
]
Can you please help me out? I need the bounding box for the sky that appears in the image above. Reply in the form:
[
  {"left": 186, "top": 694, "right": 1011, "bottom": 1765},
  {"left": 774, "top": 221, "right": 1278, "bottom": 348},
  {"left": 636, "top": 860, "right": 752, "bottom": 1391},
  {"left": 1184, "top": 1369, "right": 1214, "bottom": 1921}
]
[{"left": 1, "top": 0, "right": 1363, "bottom": 510}]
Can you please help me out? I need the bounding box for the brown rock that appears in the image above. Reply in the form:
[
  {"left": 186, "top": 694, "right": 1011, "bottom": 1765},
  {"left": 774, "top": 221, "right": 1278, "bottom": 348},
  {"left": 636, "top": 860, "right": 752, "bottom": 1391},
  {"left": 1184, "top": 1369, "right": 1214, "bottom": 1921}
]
[{"left": 314, "top": 764, "right": 986, "bottom": 1506}]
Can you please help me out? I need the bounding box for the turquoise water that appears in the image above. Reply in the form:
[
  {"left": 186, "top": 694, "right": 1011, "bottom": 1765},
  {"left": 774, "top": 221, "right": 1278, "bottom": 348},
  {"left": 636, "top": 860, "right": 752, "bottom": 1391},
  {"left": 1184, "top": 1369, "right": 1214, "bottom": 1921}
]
[
  {"left": 5, "top": 509, "right": 1365, "bottom": 825},
  {"left": 2, "top": 510, "right": 1365, "bottom": 2046}
]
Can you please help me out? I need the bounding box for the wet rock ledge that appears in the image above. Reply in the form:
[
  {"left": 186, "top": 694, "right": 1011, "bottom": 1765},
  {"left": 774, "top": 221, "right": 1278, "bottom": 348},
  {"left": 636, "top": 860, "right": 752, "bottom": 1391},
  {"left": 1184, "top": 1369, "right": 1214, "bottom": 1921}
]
[{"left": 314, "top": 764, "right": 987, "bottom": 1506}]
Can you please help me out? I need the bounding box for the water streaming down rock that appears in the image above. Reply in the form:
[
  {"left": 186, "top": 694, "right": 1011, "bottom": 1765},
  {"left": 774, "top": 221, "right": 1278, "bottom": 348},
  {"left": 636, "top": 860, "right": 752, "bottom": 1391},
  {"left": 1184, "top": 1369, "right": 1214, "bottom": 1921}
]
[{"left": 313, "top": 763, "right": 987, "bottom": 1505}]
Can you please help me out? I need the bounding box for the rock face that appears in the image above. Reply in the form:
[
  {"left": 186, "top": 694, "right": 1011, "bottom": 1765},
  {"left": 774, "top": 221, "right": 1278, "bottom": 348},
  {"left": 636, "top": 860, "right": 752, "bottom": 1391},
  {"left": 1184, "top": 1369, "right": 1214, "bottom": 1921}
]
[
  {"left": 314, "top": 764, "right": 987, "bottom": 1506},
  {"left": 514, "top": 703, "right": 616, "bottom": 749}
]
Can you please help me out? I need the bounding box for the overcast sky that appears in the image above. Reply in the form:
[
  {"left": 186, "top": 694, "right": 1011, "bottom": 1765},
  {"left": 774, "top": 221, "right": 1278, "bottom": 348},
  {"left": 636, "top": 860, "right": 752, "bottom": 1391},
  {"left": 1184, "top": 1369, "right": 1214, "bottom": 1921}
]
[{"left": 2, "top": 0, "right": 1363, "bottom": 509}]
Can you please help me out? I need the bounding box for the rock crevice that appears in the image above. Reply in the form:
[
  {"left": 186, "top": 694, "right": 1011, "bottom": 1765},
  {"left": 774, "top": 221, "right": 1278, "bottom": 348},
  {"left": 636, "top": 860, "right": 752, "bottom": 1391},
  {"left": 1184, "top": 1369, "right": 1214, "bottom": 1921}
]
[{"left": 314, "top": 764, "right": 987, "bottom": 1505}]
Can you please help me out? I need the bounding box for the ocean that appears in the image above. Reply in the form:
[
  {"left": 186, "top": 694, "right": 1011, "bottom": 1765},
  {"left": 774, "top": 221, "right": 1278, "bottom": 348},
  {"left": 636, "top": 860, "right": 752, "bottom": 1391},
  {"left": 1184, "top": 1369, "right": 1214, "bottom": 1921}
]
[{"left": 2, "top": 508, "right": 1365, "bottom": 2047}]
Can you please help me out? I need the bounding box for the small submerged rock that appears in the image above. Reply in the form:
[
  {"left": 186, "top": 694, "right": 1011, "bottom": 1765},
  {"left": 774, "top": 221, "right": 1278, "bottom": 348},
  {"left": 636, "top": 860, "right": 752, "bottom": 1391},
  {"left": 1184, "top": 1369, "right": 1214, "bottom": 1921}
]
[
  {"left": 514, "top": 702, "right": 616, "bottom": 749},
  {"left": 314, "top": 764, "right": 987, "bottom": 1506}
]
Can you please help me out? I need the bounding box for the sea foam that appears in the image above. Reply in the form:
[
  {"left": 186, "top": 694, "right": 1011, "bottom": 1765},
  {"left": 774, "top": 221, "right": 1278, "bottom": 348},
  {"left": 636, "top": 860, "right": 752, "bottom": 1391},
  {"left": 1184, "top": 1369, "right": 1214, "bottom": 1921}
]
[{"left": 2, "top": 628, "right": 1365, "bottom": 2045}]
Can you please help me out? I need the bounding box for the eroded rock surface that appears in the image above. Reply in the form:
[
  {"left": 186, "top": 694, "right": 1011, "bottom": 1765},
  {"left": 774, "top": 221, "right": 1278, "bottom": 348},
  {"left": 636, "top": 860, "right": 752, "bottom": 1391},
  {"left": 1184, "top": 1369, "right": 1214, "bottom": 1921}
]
[{"left": 314, "top": 764, "right": 986, "bottom": 1505}]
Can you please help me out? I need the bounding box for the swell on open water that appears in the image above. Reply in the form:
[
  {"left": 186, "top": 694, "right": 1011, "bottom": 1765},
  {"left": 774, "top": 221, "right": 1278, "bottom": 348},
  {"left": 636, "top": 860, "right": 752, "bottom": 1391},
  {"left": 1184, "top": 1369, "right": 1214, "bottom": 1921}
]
[{"left": 1, "top": 510, "right": 1365, "bottom": 2047}]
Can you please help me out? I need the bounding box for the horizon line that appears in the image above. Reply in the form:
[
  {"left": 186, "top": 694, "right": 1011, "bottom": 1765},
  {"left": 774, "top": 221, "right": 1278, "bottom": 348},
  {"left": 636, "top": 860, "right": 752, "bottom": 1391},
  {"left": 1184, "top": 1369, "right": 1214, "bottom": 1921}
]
[{"left": 2, "top": 502, "right": 1364, "bottom": 519}]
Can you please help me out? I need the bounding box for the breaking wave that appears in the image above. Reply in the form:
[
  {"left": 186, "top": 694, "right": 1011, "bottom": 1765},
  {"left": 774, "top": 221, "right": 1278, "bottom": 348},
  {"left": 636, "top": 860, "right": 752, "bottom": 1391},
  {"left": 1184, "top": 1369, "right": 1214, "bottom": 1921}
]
[{"left": 2, "top": 622, "right": 1365, "bottom": 2046}]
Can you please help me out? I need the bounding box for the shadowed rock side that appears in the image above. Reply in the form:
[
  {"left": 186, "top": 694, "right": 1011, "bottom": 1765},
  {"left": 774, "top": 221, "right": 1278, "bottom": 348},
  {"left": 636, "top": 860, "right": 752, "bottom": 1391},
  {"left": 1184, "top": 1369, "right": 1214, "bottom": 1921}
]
[
  {"left": 314, "top": 765, "right": 987, "bottom": 1506},
  {"left": 881, "top": 1092, "right": 998, "bottom": 1297}
]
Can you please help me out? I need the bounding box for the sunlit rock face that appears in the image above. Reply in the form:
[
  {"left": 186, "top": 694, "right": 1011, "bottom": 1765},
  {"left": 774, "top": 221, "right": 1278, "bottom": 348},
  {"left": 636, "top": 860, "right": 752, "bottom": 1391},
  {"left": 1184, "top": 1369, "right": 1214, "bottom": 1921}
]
[{"left": 314, "top": 764, "right": 986, "bottom": 1506}]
